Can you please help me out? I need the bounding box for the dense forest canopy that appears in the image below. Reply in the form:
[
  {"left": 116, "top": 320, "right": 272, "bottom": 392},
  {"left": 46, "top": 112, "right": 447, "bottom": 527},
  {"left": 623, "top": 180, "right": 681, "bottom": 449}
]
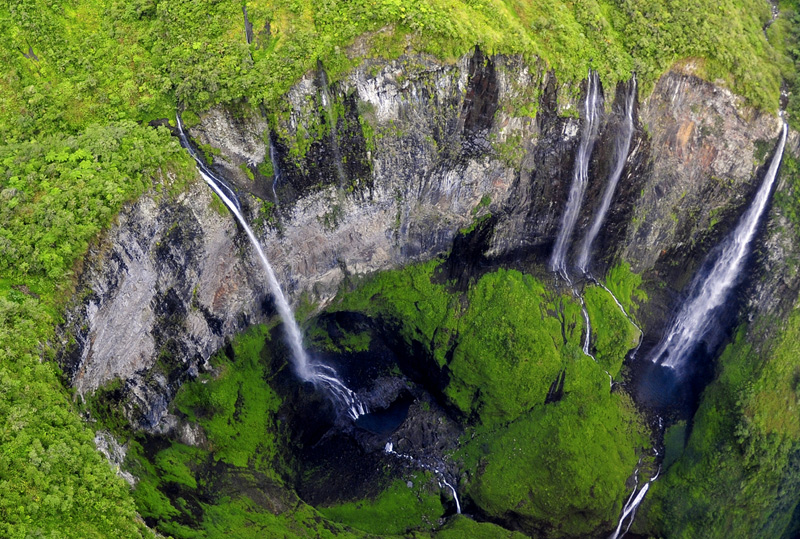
[
  {"left": 1, "top": 0, "right": 798, "bottom": 142},
  {"left": 1, "top": 0, "right": 800, "bottom": 537}
]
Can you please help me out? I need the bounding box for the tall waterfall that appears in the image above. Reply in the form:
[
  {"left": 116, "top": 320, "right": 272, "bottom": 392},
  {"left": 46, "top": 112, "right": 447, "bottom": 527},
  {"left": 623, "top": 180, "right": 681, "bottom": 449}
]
[
  {"left": 550, "top": 70, "right": 603, "bottom": 277},
  {"left": 650, "top": 123, "right": 787, "bottom": 370},
  {"left": 176, "top": 114, "right": 367, "bottom": 419},
  {"left": 578, "top": 75, "right": 637, "bottom": 273}
]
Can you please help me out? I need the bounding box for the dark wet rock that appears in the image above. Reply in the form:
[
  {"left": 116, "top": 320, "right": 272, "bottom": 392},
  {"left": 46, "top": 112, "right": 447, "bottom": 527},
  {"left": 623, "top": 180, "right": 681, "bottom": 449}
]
[{"left": 58, "top": 49, "right": 788, "bottom": 464}]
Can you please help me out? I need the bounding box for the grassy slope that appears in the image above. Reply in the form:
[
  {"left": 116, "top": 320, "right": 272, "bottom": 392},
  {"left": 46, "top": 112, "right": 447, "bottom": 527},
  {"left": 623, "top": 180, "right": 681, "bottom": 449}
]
[{"left": 319, "top": 475, "right": 445, "bottom": 535}]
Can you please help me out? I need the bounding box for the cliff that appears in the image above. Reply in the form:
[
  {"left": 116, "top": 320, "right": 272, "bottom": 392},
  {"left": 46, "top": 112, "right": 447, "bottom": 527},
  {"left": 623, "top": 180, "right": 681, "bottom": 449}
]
[{"left": 53, "top": 47, "right": 799, "bottom": 537}]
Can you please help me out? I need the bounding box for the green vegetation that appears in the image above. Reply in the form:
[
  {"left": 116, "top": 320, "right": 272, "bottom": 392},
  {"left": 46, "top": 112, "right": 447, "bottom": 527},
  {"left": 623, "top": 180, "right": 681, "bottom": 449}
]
[
  {"left": 124, "top": 323, "right": 367, "bottom": 538},
  {"left": 641, "top": 312, "right": 800, "bottom": 538},
  {"left": 775, "top": 153, "right": 800, "bottom": 226},
  {"left": 172, "top": 324, "right": 282, "bottom": 469},
  {"left": 584, "top": 285, "right": 641, "bottom": 378},
  {"left": 0, "top": 122, "right": 190, "bottom": 537},
  {"left": 434, "top": 515, "right": 529, "bottom": 538},
  {"left": 332, "top": 261, "right": 650, "bottom": 535},
  {"left": 460, "top": 388, "right": 649, "bottom": 537},
  {"left": 604, "top": 262, "right": 648, "bottom": 314},
  {"left": 335, "top": 264, "right": 585, "bottom": 423},
  {"left": 320, "top": 475, "right": 444, "bottom": 535},
  {"left": 0, "top": 0, "right": 796, "bottom": 536},
  {"left": 444, "top": 270, "right": 582, "bottom": 423},
  {"left": 0, "top": 123, "right": 192, "bottom": 285},
  {"left": 123, "top": 321, "right": 485, "bottom": 538},
  {"left": 308, "top": 323, "right": 372, "bottom": 354},
  {"left": 1, "top": 0, "right": 794, "bottom": 145},
  {"left": 336, "top": 259, "right": 457, "bottom": 364},
  {"left": 85, "top": 378, "right": 132, "bottom": 438},
  {"left": 774, "top": 1, "right": 800, "bottom": 130}
]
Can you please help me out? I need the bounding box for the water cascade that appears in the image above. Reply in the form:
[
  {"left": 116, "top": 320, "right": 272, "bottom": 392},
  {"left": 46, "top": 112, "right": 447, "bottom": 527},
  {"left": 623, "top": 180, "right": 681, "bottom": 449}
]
[
  {"left": 577, "top": 75, "right": 637, "bottom": 273},
  {"left": 384, "top": 442, "right": 461, "bottom": 514},
  {"left": 176, "top": 113, "right": 367, "bottom": 419},
  {"left": 570, "top": 286, "right": 613, "bottom": 387},
  {"left": 269, "top": 137, "right": 282, "bottom": 203},
  {"left": 609, "top": 466, "right": 660, "bottom": 539},
  {"left": 550, "top": 70, "right": 603, "bottom": 277},
  {"left": 650, "top": 123, "right": 787, "bottom": 370},
  {"left": 590, "top": 277, "right": 644, "bottom": 358},
  {"left": 580, "top": 298, "right": 594, "bottom": 359}
]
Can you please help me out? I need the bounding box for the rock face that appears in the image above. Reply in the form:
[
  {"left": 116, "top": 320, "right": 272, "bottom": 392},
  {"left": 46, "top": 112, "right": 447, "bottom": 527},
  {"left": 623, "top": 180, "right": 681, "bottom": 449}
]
[
  {"left": 58, "top": 49, "right": 790, "bottom": 434},
  {"left": 58, "top": 183, "right": 272, "bottom": 430}
]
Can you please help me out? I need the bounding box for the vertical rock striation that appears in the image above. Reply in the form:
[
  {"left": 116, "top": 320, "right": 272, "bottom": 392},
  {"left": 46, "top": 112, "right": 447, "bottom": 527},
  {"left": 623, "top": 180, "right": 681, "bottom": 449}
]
[{"left": 58, "top": 50, "right": 788, "bottom": 438}]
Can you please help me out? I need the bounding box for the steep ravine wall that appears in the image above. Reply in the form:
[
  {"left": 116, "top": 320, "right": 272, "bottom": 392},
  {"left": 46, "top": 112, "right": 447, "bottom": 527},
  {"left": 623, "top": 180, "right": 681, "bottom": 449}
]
[
  {"left": 57, "top": 182, "right": 273, "bottom": 431},
  {"left": 58, "top": 50, "right": 788, "bottom": 440}
]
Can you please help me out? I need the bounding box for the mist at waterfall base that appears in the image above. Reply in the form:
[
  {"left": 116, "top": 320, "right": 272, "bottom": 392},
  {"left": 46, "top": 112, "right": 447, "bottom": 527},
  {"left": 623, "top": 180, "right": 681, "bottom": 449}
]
[
  {"left": 633, "top": 262, "right": 747, "bottom": 416},
  {"left": 634, "top": 124, "right": 787, "bottom": 418},
  {"left": 175, "top": 113, "right": 367, "bottom": 420},
  {"left": 174, "top": 114, "right": 471, "bottom": 518}
]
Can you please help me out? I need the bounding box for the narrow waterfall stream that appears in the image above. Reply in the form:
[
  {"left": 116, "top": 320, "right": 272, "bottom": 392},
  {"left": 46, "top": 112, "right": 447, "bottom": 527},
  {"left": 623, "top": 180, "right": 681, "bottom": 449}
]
[
  {"left": 578, "top": 75, "right": 637, "bottom": 273},
  {"left": 549, "top": 71, "right": 604, "bottom": 370},
  {"left": 176, "top": 113, "right": 367, "bottom": 419},
  {"left": 650, "top": 123, "right": 787, "bottom": 370},
  {"left": 609, "top": 466, "right": 660, "bottom": 539},
  {"left": 574, "top": 288, "right": 613, "bottom": 387},
  {"left": 384, "top": 442, "right": 462, "bottom": 514},
  {"left": 269, "top": 137, "right": 282, "bottom": 204},
  {"left": 550, "top": 70, "right": 602, "bottom": 277}
]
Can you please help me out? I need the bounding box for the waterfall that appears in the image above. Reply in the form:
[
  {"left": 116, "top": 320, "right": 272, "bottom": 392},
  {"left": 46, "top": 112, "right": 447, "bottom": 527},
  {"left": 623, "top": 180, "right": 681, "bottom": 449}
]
[
  {"left": 176, "top": 114, "right": 367, "bottom": 419},
  {"left": 384, "top": 442, "right": 461, "bottom": 514},
  {"left": 581, "top": 301, "right": 593, "bottom": 358},
  {"left": 609, "top": 466, "right": 660, "bottom": 539},
  {"left": 268, "top": 136, "right": 282, "bottom": 204},
  {"left": 577, "top": 75, "right": 637, "bottom": 273},
  {"left": 650, "top": 123, "right": 787, "bottom": 370},
  {"left": 242, "top": 4, "right": 253, "bottom": 45},
  {"left": 550, "top": 70, "right": 603, "bottom": 277},
  {"left": 440, "top": 478, "right": 462, "bottom": 514}
]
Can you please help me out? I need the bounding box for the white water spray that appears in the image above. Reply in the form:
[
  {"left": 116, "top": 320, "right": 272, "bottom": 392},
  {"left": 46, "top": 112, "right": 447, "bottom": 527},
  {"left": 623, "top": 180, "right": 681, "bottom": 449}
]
[
  {"left": 384, "top": 442, "right": 461, "bottom": 514},
  {"left": 578, "top": 75, "right": 637, "bottom": 273},
  {"left": 176, "top": 114, "right": 366, "bottom": 419},
  {"left": 609, "top": 466, "right": 660, "bottom": 539},
  {"left": 550, "top": 70, "right": 603, "bottom": 277},
  {"left": 650, "top": 123, "right": 787, "bottom": 370}
]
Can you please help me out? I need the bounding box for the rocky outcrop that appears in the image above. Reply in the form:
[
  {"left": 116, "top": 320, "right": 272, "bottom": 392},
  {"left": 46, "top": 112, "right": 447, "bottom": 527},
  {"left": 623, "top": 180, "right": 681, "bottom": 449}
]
[
  {"left": 57, "top": 49, "right": 789, "bottom": 434},
  {"left": 58, "top": 182, "right": 272, "bottom": 430}
]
